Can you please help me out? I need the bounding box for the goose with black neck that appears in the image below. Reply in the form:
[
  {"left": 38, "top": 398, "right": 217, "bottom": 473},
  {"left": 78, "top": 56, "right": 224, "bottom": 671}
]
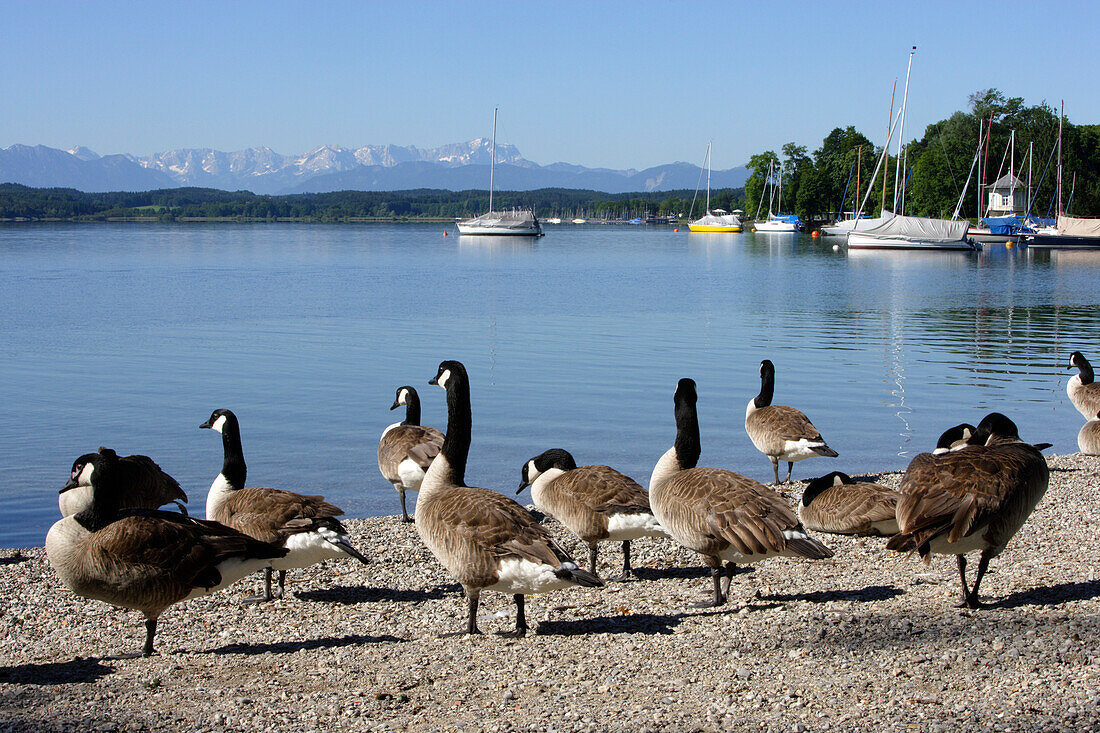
[
  {"left": 416, "top": 360, "right": 603, "bottom": 637},
  {"left": 378, "top": 385, "right": 444, "bottom": 522},
  {"left": 45, "top": 448, "right": 286, "bottom": 656},
  {"left": 650, "top": 378, "right": 833, "bottom": 607},
  {"left": 201, "top": 408, "right": 370, "bottom": 602}
]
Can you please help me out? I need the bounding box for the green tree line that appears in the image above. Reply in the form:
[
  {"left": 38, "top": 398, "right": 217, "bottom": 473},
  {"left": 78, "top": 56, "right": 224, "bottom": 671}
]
[
  {"left": 743, "top": 89, "right": 1099, "bottom": 222},
  {"left": 0, "top": 185, "right": 746, "bottom": 222}
]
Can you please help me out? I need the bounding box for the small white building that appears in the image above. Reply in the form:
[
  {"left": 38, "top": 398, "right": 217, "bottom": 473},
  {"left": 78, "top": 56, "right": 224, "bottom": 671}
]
[{"left": 986, "top": 172, "right": 1026, "bottom": 215}]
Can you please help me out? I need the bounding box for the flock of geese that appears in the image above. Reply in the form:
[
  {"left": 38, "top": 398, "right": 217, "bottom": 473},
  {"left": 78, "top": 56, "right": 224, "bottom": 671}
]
[{"left": 43, "top": 351, "right": 1099, "bottom": 656}]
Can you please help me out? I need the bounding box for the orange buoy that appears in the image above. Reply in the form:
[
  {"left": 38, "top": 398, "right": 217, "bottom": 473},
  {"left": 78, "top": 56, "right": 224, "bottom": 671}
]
[
  {"left": 812, "top": 230, "right": 820, "bottom": 238},
  {"left": 674, "top": 228, "right": 679, "bottom": 232},
  {"left": 443, "top": 231, "right": 448, "bottom": 236}
]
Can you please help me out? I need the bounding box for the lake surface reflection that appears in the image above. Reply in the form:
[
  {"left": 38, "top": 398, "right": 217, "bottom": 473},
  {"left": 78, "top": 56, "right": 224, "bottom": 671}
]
[{"left": 2, "top": 223, "right": 1097, "bottom": 548}]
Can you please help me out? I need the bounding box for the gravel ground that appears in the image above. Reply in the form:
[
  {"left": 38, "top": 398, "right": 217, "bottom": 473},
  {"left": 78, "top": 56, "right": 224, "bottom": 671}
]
[{"left": 2, "top": 453, "right": 1099, "bottom": 733}]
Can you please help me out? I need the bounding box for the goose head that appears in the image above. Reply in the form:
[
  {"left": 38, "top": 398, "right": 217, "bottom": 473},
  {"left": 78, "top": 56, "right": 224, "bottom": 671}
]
[
  {"left": 970, "top": 412, "right": 1021, "bottom": 446},
  {"left": 802, "top": 471, "right": 853, "bottom": 506},
  {"left": 518, "top": 448, "right": 577, "bottom": 494},
  {"left": 390, "top": 386, "right": 415, "bottom": 411},
  {"left": 199, "top": 408, "right": 239, "bottom": 435},
  {"left": 430, "top": 360, "right": 466, "bottom": 390},
  {"left": 932, "top": 424, "right": 976, "bottom": 454}
]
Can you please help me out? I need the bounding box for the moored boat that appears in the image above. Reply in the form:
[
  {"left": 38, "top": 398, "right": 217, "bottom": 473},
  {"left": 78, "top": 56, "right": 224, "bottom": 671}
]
[
  {"left": 1025, "top": 215, "right": 1100, "bottom": 249},
  {"left": 846, "top": 213, "right": 977, "bottom": 250},
  {"left": 457, "top": 108, "right": 542, "bottom": 238}
]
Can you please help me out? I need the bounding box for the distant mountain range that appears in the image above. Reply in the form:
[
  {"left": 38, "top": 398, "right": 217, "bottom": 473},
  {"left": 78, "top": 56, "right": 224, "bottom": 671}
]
[{"left": 0, "top": 142, "right": 749, "bottom": 195}]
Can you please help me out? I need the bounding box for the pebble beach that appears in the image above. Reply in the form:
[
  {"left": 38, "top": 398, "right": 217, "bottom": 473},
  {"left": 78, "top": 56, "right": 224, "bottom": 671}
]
[{"left": 2, "top": 453, "right": 1099, "bottom": 733}]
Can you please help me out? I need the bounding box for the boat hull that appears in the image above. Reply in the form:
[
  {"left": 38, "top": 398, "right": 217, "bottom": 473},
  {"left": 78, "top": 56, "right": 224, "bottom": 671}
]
[
  {"left": 846, "top": 232, "right": 979, "bottom": 251},
  {"left": 456, "top": 223, "right": 542, "bottom": 236},
  {"left": 688, "top": 224, "right": 742, "bottom": 233},
  {"left": 1024, "top": 234, "right": 1100, "bottom": 249},
  {"left": 754, "top": 221, "right": 799, "bottom": 232},
  {"left": 968, "top": 230, "right": 1022, "bottom": 245}
]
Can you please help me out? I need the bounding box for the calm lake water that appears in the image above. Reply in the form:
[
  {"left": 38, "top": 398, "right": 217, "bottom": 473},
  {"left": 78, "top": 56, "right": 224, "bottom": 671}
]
[{"left": 2, "top": 223, "right": 1098, "bottom": 548}]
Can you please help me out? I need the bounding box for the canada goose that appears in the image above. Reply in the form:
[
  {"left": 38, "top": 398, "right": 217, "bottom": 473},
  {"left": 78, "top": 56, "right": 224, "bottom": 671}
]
[
  {"left": 378, "top": 385, "right": 444, "bottom": 522},
  {"left": 416, "top": 360, "right": 603, "bottom": 636},
  {"left": 517, "top": 448, "right": 666, "bottom": 580},
  {"left": 1068, "top": 351, "right": 1100, "bottom": 420},
  {"left": 798, "top": 471, "right": 900, "bottom": 536},
  {"left": 1079, "top": 411, "right": 1100, "bottom": 455},
  {"left": 650, "top": 378, "right": 833, "bottom": 607},
  {"left": 745, "top": 359, "right": 838, "bottom": 483},
  {"left": 886, "top": 412, "right": 1049, "bottom": 608},
  {"left": 46, "top": 448, "right": 286, "bottom": 656},
  {"left": 60, "top": 447, "right": 187, "bottom": 518},
  {"left": 931, "top": 424, "right": 976, "bottom": 455},
  {"left": 200, "top": 408, "right": 370, "bottom": 601}
]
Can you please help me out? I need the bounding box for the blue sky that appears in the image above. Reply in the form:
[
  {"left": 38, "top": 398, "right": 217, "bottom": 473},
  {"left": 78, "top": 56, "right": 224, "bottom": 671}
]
[{"left": 1, "top": 0, "right": 1094, "bottom": 170}]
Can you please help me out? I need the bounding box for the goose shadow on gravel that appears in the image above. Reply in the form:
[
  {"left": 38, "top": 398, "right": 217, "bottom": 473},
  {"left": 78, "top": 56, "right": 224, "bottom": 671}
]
[
  {"left": 203, "top": 633, "right": 405, "bottom": 656},
  {"left": 632, "top": 565, "right": 747, "bottom": 581},
  {"left": 0, "top": 657, "right": 115, "bottom": 685},
  {"left": 535, "top": 612, "right": 685, "bottom": 636},
  {"left": 760, "top": 584, "right": 905, "bottom": 604},
  {"left": 993, "top": 580, "right": 1100, "bottom": 609},
  {"left": 294, "top": 583, "right": 463, "bottom": 604},
  {"left": 0, "top": 552, "right": 30, "bottom": 566}
]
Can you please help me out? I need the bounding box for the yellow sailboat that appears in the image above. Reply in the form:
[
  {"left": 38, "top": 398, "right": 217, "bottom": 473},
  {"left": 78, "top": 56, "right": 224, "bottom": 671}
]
[{"left": 688, "top": 143, "right": 742, "bottom": 233}]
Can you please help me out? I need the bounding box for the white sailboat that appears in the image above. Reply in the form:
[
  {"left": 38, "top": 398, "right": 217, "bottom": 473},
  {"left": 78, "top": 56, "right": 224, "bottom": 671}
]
[
  {"left": 688, "top": 143, "right": 742, "bottom": 232},
  {"left": 752, "top": 160, "right": 802, "bottom": 232},
  {"left": 456, "top": 108, "right": 542, "bottom": 237},
  {"left": 845, "top": 47, "right": 976, "bottom": 252}
]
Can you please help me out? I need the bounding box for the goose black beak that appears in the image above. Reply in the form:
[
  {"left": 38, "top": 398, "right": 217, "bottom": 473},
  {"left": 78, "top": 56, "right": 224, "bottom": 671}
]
[
  {"left": 428, "top": 376, "right": 439, "bottom": 386},
  {"left": 516, "top": 481, "right": 529, "bottom": 495},
  {"left": 60, "top": 478, "right": 77, "bottom": 493},
  {"left": 390, "top": 400, "right": 400, "bottom": 410},
  {"left": 199, "top": 418, "right": 213, "bottom": 429}
]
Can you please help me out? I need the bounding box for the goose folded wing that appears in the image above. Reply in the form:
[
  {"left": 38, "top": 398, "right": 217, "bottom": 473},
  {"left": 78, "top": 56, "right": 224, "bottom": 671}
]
[
  {"left": 704, "top": 483, "right": 799, "bottom": 555},
  {"left": 762, "top": 406, "right": 824, "bottom": 441},
  {"left": 437, "top": 487, "right": 569, "bottom": 568},
  {"left": 575, "top": 467, "right": 652, "bottom": 515}
]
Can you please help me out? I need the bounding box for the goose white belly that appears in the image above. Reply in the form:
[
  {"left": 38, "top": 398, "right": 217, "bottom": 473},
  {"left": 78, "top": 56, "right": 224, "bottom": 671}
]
[
  {"left": 184, "top": 556, "right": 277, "bottom": 599},
  {"left": 396, "top": 458, "right": 426, "bottom": 491},
  {"left": 870, "top": 518, "right": 900, "bottom": 535},
  {"left": 927, "top": 531, "right": 992, "bottom": 557},
  {"left": 778, "top": 439, "right": 827, "bottom": 462},
  {"left": 605, "top": 512, "right": 667, "bottom": 542},
  {"left": 484, "top": 557, "right": 576, "bottom": 595},
  {"left": 271, "top": 526, "right": 348, "bottom": 571}
]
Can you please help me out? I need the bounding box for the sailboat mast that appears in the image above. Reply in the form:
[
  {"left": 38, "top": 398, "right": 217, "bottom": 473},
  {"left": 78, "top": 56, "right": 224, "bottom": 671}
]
[
  {"left": 882, "top": 79, "right": 896, "bottom": 214},
  {"left": 855, "top": 146, "right": 861, "bottom": 215},
  {"left": 705, "top": 142, "right": 712, "bottom": 213},
  {"left": 1057, "top": 100, "right": 1063, "bottom": 217},
  {"left": 489, "top": 107, "right": 497, "bottom": 214},
  {"left": 892, "top": 47, "right": 915, "bottom": 213},
  {"left": 1028, "top": 140, "right": 1033, "bottom": 213},
  {"left": 976, "top": 118, "right": 983, "bottom": 219}
]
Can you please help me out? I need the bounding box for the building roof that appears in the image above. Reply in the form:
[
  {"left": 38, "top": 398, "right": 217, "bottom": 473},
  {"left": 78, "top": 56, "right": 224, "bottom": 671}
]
[{"left": 988, "top": 172, "right": 1025, "bottom": 191}]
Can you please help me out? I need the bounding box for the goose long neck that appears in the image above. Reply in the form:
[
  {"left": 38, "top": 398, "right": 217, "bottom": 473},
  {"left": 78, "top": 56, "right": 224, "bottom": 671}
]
[
  {"left": 219, "top": 422, "right": 247, "bottom": 490},
  {"left": 754, "top": 368, "right": 774, "bottom": 408},
  {"left": 674, "top": 397, "right": 701, "bottom": 471},
  {"left": 1078, "top": 356, "right": 1095, "bottom": 385},
  {"left": 430, "top": 374, "right": 471, "bottom": 489},
  {"left": 403, "top": 391, "right": 422, "bottom": 426}
]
